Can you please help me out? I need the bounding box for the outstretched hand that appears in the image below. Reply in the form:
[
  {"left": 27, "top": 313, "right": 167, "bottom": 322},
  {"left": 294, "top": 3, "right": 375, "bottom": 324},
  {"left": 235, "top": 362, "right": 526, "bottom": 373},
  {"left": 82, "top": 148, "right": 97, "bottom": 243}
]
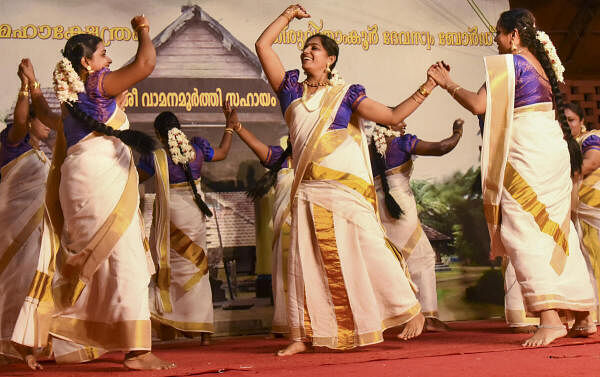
[
  {"left": 131, "top": 15, "right": 150, "bottom": 31},
  {"left": 428, "top": 61, "right": 452, "bottom": 89},
  {"left": 223, "top": 100, "right": 239, "bottom": 128},
  {"left": 283, "top": 4, "right": 310, "bottom": 20},
  {"left": 19, "top": 58, "right": 36, "bottom": 85},
  {"left": 452, "top": 118, "right": 464, "bottom": 135}
]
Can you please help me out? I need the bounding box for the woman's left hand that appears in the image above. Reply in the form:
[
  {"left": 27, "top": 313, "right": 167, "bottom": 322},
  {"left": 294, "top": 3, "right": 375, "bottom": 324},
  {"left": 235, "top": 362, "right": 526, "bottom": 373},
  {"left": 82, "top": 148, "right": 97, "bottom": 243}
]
[
  {"left": 223, "top": 100, "right": 239, "bottom": 128},
  {"left": 428, "top": 61, "right": 452, "bottom": 90}
]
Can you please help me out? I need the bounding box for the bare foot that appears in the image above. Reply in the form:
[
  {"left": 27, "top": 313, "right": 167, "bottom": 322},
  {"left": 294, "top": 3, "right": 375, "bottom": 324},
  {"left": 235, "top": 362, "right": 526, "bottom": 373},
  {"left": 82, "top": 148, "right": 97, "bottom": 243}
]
[
  {"left": 510, "top": 325, "right": 538, "bottom": 334},
  {"left": 124, "top": 351, "right": 176, "bottom": 370},
  {"left": 522, "top": 326, "right": 567, "bottom": 347},
  {"left": 424, "top": 317, "right": 450, "bottom": 332},
  {"left": 398, "top": 313, "right": 425, "bottom": 340},
  {"left": 277, "top": 341, "right": 309, "bottom": 356},
  {"left": 200, "top": 333, "right": 211, "bottom": 346},
  {"left": 11, "top": 342, "right": 42, "bottom": 370}
]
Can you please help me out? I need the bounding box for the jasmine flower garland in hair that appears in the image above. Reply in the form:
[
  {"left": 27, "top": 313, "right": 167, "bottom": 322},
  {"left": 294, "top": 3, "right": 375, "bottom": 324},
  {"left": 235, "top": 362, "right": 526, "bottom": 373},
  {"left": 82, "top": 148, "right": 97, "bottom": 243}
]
[
  {"left": 329, "top": 68, "right": 345, "bottom": 86},
  {"left": 536, "top": 30, "right": 565, "bottom": 83},
  {"left": 372, "top": 124, "right": 402, "bottom": 157},
  {"left": 167, "top": 128, "right": 196, "bottom": 165},
  {"left": 53, "top": 57, "right": 85, "bottom": 103}
]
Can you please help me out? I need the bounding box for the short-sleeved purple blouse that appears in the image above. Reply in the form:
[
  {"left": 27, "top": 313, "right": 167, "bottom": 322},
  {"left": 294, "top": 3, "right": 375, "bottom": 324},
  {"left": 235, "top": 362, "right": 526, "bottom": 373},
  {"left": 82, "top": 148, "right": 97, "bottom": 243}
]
[
  {"left": 138, "top": 136, "right": 214, "bottom": 184},
  {"left": 63, "top": 67, "right": 117, "bottom": 148},
  {"left": 277, "top": 70, "right": 367, "bottom": 131},
  {"left": 0, "top": 124, "right": 32, "bottom": 169},
  {"left": 261, "top": 145, "right": 291, "bottom": 170},
  {"left": 371, "top": 134, "right": 420, "bottom": 177}
]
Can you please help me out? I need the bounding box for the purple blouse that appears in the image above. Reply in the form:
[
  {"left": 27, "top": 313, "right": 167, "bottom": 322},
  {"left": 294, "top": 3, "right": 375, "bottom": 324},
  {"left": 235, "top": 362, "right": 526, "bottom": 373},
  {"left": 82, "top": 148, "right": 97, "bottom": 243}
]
[
  {"left": 277, "top": 70, "right": 367, "bottom": 130},
  {"left": 63, "top": 67, "right": 117, "bottom": 148},
  {"left": 138, "top": 136, "right": 214, "bottom": 184},
  {"left": 583, "top": 135, "right": 600, "bottom": 154},
  {"left": 0, "top": 124, "right": 32, "bottom": 169},
  {"left": 371, "top": 134, "right": 419, "bottom": 176},
  {"left": 262, "top": 145, "right": 291, "bottom": 170},
  {"left": 513, "top": 54, "right": 552, "bottom": 108}
]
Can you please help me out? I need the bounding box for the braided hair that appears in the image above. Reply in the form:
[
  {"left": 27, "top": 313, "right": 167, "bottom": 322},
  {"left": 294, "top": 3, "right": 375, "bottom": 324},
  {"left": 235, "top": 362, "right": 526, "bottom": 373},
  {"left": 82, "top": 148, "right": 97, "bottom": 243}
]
[
  {"left": 369, "top": 131, "right": 403, "bottom": 219},
  {"left": 62, "top": 33, "right": 156, "bottom": 154},
  {"left": 498, "top": 9, "right": 581, "bottom": 175},
  {"left": 154, "top": 111, "right": 213, "bottom": 217},
  {"left": 247, "top": 141, "right": 292, "bottom": 202}
]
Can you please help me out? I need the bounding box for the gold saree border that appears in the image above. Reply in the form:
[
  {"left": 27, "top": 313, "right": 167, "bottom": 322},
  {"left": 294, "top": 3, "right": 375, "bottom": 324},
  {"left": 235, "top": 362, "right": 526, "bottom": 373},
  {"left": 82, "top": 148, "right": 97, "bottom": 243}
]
[
  {"left": 513, "top": 102, "right": 553, "bottom": 114},
  {"left": 0, "top": 149, "right": 37, "bottom": 177},
  {"left": 170, "top": 223, "right": 208, "bottom": 292},
  {"left": 401, "top": 223, "right": 423, "bottom": 257},
  {"left": 579, "top": 171, "right": 600, "bottom": 208},
  {"left": 505, "top": 309, "right": 539, "bottom": 325},
  {"left": 153, "top": 149, "right": 173, "bottom": 313},
  {"left": 385, "top": 160, "right": 413, "bottom": 177},
  {"left": 151, "top": 313, "right": 214, "bottom": 333},
  {"left": 50, "top": 317, "right": 151, "bottom": 351},
  {"left": 55, "top": 346, "right": 103, "bottom": 364},
  {"left": 0, "top": 206, "right": 44, "bottom": 277},
  {"left": 503, "top": 162, "right": 569, "bottom": 274},
  {"left": 524, "top": 294, "right": 595, "bottom": 313},
  {"left": 311, "top": 203, "right": 356, "bottom": 349},
  {"left": 580, "top": 220, "right": 600, "bottom": 299},
  {"left": 303, "top": 163, "right": 377, "bottom": 211}
]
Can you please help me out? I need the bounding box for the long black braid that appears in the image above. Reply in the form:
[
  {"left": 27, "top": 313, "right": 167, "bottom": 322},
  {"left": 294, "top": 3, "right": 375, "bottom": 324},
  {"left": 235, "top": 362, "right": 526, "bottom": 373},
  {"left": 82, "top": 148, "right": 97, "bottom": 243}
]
[
  {"left": 154, "top": 111, "right": 213, "bottom": 217},
  {"left": 498, "top": 9, "right": 582, "bottom": 175},
  {"left": 369, "top": 132, "right": 403, "bottom": 219},
  {"left": 247, "top": 141, "right": 292, "bottom": 202},
  {"left": 61, "top": 33, "right": 156, "bottom": 154}
]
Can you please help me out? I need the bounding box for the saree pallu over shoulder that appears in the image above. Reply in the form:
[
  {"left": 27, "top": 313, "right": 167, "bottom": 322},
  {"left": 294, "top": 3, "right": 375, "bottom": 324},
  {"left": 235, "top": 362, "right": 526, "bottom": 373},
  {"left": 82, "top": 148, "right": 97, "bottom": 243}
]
[
  {"left": 481, "top": 54, "right": 515, "bottom": 259},
  {"left": 0, "top": 149, "right": 57, "bottom": 355}
]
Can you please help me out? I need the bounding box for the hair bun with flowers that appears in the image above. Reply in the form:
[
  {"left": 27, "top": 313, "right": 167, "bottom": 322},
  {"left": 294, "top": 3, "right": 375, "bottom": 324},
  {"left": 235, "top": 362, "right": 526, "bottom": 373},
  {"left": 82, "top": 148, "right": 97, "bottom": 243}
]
[
  {"left": 372, "top": 124, "right": 403, "bottom": 157},
  {"left": 535, "top": 30, "right": 565, "bottom": 83},
  {"left": 329, "top": 68, "right": 345, "bottom": 86},
  {"left": 53, "top": 57, "right": 85, "bottom": 103},
  {"left": 167, "top": 127, "right": 196, "bottom": 165}
]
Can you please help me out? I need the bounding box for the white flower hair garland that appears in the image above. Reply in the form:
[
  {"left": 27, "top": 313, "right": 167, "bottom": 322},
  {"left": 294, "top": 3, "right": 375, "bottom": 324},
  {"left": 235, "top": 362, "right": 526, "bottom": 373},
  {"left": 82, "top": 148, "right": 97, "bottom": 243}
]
[
  {"left": 536, "top": 30, "right": 565, "bottom": 83},
  {"left": 167, "top": 128, "right": 196, "bottom": 165},
  {"left": 372, "top": 124, "right": 402, "bottom": 157},
  {"left": 53, "top": 57, "right": 85, "bottom": 103},
  {"left": 329, "top": 68, "right": 345, "bottom": 86}
]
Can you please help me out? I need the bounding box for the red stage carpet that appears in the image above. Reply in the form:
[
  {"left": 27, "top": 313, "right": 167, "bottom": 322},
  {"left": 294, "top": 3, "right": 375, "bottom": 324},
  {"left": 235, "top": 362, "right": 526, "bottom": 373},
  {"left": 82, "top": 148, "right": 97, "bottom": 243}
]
[{"left": 2, "top": 320, "right": 600, "bottom": 377}]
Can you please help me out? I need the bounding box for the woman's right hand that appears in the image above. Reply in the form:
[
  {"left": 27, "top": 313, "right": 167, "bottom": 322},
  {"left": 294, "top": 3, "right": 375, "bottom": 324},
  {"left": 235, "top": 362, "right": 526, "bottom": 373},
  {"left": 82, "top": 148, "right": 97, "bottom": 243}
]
[
  {"left": 282, "top": 4, "right": 310, "bottom": 21},
  {"left": 19, "top": 58, "right": 36, "bottom": 85},
  {"left": 131, "top": 15, "right": 150, "bottom": 32},
  {"left": 223, "top": 100, "right": 239, "bottom": 128},
  {"left": 428, "top": 62, "right": 452, "bottom": 90},
  {"left": 452, "top": 118, "right": 464, "bottom": 135}
]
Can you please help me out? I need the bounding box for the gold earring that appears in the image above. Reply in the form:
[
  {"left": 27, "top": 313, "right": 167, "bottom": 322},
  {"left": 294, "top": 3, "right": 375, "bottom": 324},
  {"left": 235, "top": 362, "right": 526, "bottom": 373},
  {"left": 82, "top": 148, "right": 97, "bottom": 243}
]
[
  {"left": 326, "top": 65, "right": 331, "bottom": 74},
  {"left": 86, "top": 65, "right": 94, "bottom": 73}
]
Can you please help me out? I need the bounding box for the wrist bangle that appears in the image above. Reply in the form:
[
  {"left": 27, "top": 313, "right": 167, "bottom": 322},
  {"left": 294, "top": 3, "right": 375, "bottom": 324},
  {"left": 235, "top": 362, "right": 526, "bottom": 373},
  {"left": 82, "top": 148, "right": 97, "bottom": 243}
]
[
  {"left": 281, "top": 8, "right": 295, "bottom": 23},
  {"left": 232, "top": 122, "right": 242, "bottom": 132},
  {"left": 411, "top": 94, "right": 423, "bottom": 104},
  {"left": 418, "top": 84, "right": 430, "bottom": 97},
  {"left": 450, "top": 86, "right": 461, "bottom": 98},
  {"left": 135, "top": 24, "right": 149, "bottom": 33},
  {"left": 224, "top": 128, "right": 234, "bottom": 135},
  {"left": 18, "top": 90, "right": 29, "bottom": 97},
  {"left": 32, "top": 81, "right": 40, "bottom": 90}
]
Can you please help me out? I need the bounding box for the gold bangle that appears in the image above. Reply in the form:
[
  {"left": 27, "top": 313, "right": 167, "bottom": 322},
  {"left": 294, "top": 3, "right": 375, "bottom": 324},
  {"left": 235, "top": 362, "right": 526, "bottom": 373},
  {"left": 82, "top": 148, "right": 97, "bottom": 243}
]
[
  {"left": 135, "top": 24, "right": 149, "bottom": 32},
  {"left": 280, "top": 7, "right": 295, "bottom": 22},
  {"left": 450, "top": 86, "right": 461, "bottom": 98},
  {"left": 18, "top": 90, "right": 29, "bottom": 97},
  {"left": 224, "top": 128, "right": 234, "bottom": 135},
  {"left": 32, "top": 81, "right": 40, "bottom": 90},
  {"left": 418, "top": 84, "right": 430, "bottom": 97},
  {"left": 232, "top": 122, "right": 242, "bottom": 132},
  {"left": 411, "top": 94, "right": 423, "bottom": 104},
  {"left": 21, "top": 83, "right": 29, "bottom": 91}
]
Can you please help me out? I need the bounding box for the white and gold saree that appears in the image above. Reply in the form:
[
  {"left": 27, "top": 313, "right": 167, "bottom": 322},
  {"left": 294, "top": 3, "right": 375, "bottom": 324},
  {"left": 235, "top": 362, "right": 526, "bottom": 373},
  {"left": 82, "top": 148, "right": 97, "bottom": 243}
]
[
  {"left": 482, "top": 54, "right": 594, "bottom": 315},
  {"left": 0, "top": 148, "right": 57, "bottom": 358},
  {"left": 149, "top": 149, "right": 213, "bottom": 334},
  {"left": 574, "top": 129, "right": 600, "bottom": 323},
  {"left": 48, "top": 108, "right": 154, "bottom": 363},
  {"left": 375, "top": 160, "right": 438, "bottom": 318},
  {"left": 286, "top": 83, "right": 420, "bottom": 350}
]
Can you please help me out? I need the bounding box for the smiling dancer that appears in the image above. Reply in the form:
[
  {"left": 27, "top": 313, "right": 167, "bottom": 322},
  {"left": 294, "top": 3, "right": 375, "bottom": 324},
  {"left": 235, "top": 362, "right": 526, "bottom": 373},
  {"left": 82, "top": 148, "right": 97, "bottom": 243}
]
[{"left": 255, "top": 4, "right": 445, "bottom": 355}]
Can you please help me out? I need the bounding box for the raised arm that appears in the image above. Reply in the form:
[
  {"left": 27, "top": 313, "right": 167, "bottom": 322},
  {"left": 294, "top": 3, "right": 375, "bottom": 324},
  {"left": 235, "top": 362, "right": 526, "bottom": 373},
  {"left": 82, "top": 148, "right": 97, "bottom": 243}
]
[
  {"left": 20, "top": 59, "right": 61, "bottom": 130},
  {"left": 10, "top": 65, "right": 32, "bottom": 144},
  {"left": 211, "top": 101, "right": 236, "bottom": 161},
  {"left": 255, "top": 4, "right": 310, "bottom": 92},
  {"left": 101, "top": 15, "right": 156, "bottom": 97},
  {"left": 355, "top": 76, "right": 438, "bottom": 127},
  {"left": 234, "top": 123, "right": 270, "bottom": 162},
  {"left": 428, "top": 62, "right": 487, "bottom": 115},
  {"left": 413, "top": 119, "right": 464, "bottom": 156}
]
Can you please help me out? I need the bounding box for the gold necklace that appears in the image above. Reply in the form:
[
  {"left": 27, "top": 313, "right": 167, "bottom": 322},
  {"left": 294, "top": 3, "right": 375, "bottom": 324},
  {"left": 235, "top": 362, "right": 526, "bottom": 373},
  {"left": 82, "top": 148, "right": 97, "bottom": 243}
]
[{"left": 304, "top": 80, "right": 329, "bottom": 87}]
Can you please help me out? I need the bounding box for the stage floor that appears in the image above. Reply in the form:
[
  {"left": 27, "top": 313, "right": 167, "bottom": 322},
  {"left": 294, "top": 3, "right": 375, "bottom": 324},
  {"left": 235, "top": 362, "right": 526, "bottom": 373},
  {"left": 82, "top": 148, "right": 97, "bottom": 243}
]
[{"left": 2, "top": 320, "right": 600, "bottom": 376}]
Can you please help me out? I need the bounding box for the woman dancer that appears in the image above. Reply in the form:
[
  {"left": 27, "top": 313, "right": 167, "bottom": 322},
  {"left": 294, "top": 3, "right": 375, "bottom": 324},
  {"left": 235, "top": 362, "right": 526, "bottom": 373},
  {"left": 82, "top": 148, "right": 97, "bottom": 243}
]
[
  {"left": 256, "top": 4, "right": 439, "bottom": 355},
  {"left": 0, "top": 62, "right": 57, "bottom": 370},
  {"left": 428, "top": 8, "right": 595, "bottom": 347},
  {"left": 568, "top": 102, "right": 600, "bottom": 333},
  {"left": 28, "top": 16, "right": 175, "bottom": 369},
  {"left": 370, "top": 119, "right": 463, "bottom": 331},
  {"left": 138, "top": 105, "right": 235, "bottom": 344},
  {"left": 237, "top": 128, "right": 293, "bottom": 335}
]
